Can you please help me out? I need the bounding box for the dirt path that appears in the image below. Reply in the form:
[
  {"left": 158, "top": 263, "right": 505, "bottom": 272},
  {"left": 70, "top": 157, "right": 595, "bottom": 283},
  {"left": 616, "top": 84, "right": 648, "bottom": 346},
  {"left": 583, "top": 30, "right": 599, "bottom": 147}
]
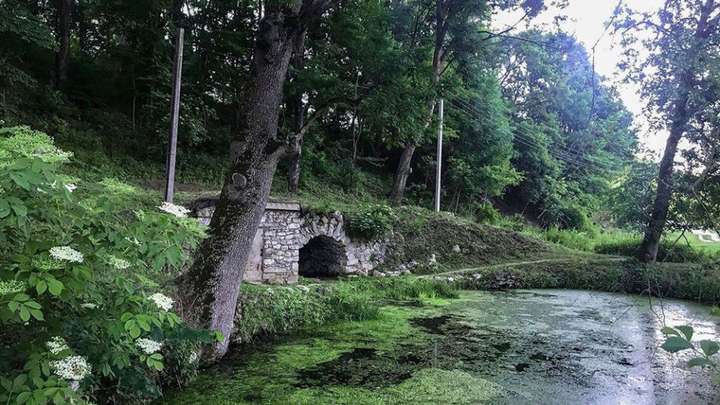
[{"left": 420, "top": 256, "right": 629, "bottom": 279}]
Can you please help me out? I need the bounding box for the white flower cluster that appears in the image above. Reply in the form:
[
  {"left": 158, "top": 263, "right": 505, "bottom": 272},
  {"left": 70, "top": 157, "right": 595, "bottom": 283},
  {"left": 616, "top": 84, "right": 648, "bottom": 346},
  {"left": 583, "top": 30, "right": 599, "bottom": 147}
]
[
  {"left": 50, "top": 246, "right": 84, "bottom": 263},
  {"left": 136, "top": 338, "right": 163, "bottom": 354},
  {"left": 0, "top": 280, "right": 25, "bottom": 295},
  {"left": 32, "top": 146, "right": 73, "bottom": 163},
  {"left": 46, "top": 336, "right": 70, "bottom": 355},
  {"left": 50, "top": 355, "right": 91, "bottom": 381},
  {"left": 158, "top": 202, "right": 190, "bottom": 218},
  {"left": 125, "top": 236, "right": 141, "bottom": 246},
  {"left": 149, "top": 292, "right": 174, "bottom": 311},
  {"left": 80, "top": 303, "right": 98, "bottom": 309},
  {"left": 64, "top": 183, "right": 78, "bottom": 193},
  {"left": 108, "top": 255, "right": 131, "bottom": 270},
  {"left": 188, "top": 351, "right": 199, "bottom": 364}
]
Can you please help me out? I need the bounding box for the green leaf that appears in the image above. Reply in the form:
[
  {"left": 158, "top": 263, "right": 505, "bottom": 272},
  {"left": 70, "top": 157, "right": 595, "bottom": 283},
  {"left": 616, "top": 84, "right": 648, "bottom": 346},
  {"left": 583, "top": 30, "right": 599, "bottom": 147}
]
[
  {"left": 35, "top": 281, "right": 47, "bottom": 295},
  {"left": 47, "top": 279, "right": 63, "bottom": 296},
  {"left": 13, "top": 374, "right": 27, "bottom": 388},
  {"left": 29, "top": 309, "right": 43, "bottom": 321},
  {"left": 661, "top": 327, "right": 678, "bottom": 336},
  {"left": 0, "top": 199, "right": 10, "bottom": 218},
  {"left": 24, "top": 301, "right": 40, "bottom": 310},
  {"left": 688, "top": 357, "right": 711, "bottom": 368},
  {"left": 16, "top": 391, "right": 31, "bottom": 404},
  {"left": 0, "top": 377, "right": 11, "bottom": 391},
  {"left": 676, "top": 326, "right": 694, "bottom": 341},
  {"left": 9, "top": 172, "right": 30, "bottom": 190},
  {"left": 699, "top": 340, "right": 719, "bottom": 357},
  {"left": 662, "top": 336, "right": 692, "bottom": 353},
  {"left": 18, "top": 306, "right": 30, "bottom": 322}
]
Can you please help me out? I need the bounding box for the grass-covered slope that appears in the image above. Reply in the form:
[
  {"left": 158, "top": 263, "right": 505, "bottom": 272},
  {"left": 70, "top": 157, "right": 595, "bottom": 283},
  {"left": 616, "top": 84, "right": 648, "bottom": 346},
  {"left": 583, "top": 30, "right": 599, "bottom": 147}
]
[{"left": 381, "top": 207, "right": 556, "bottom": 272}]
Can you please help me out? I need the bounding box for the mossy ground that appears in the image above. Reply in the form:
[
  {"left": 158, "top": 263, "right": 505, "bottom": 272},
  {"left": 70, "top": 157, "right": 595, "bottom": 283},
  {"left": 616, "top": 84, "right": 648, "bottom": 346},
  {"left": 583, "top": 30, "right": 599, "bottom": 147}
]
[{"left": 160, "top": 302, "right": 508, "bottom": 404}]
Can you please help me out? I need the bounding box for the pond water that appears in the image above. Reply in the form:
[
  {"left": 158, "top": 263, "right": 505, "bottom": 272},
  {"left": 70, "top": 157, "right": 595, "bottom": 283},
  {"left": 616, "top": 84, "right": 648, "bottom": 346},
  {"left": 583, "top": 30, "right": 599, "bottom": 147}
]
[{"left": 165, "top": 290, "right": 720, "bottom": 404}]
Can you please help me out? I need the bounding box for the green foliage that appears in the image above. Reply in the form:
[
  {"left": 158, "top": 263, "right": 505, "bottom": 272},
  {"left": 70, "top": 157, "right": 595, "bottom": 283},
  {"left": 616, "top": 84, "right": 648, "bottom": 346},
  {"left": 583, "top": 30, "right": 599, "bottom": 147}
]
[
  {"left": 661, "top": 325, "right": 719, "bottom": 371},
  {"left": 498, "top": 31, "right": 636, "bottom": 228},
  {"left": 0, "top": 127, "right": 213, "bottom": 404},
  {"left": 541, "top": 227, "right": 595, "bottom": 251},
  {"left": 469, "top": 201, "right": 502, "bottom": 224},
  {"left": 345, "top": 204, "right": 398, "bottom": 240}
]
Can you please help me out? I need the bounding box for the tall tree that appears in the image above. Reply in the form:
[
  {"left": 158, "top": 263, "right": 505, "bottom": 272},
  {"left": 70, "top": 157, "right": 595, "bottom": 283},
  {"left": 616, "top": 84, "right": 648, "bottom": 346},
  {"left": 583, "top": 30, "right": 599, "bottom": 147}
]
[
  {"left": 53, "top": 0, "right": 73, "bottom": 88},
  {"left": 388, "top": 0, "right": 544, "bottom": 205},
  {"left": 497, "top": 31, "right": 635, "bottom": 228},
  {"left": 616, "top": 0, "right": 720, "bottom": 262},
  {"left": 182, "top": 0, "right": 334, "bottom": 361}
]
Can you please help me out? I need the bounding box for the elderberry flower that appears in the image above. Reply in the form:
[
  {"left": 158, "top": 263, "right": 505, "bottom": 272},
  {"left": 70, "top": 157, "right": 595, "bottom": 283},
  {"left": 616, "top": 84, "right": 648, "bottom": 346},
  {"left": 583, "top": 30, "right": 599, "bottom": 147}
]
[
  {"left": 108, "top": 255, "right": 131, "bottom": 270},
  {"left": 80, "top": 303, "right": 97, "bottom": 309},
  {"left": 65, "top": 183, "right": 77, "bottom": 193},
  {"left": 50, "top": 356, "right": 91, "bottom": 381},
  {"left": 46, "top": 336, "right": 70, "bottom": 355},
  {"left": 136, "top": 338, "right": 163, "bottom": 354},
  {"left": 149, "top": 292, "right": 174, "bottom": 311},
  {"left": 0, "top": 280, "right": 25, "bottom": 295},
  {"left": 124, "top": 236, "right": 141, "bottom": 246},
  {"left": 158, "top": 202, "right": 190, "bottom": 218},
  {"left": 49, "top": 246, "right": 84, "bottom": 263}
]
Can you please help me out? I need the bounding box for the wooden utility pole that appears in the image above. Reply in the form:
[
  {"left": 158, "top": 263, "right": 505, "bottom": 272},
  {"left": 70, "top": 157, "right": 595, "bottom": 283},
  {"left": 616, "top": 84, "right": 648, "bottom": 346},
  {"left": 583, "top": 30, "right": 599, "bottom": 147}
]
[
  {"left": 164, "top": 27, "right": 184, "bottom": 203},
  {"left": 434, "top": 98, "right": 444, "bottom": 212}
]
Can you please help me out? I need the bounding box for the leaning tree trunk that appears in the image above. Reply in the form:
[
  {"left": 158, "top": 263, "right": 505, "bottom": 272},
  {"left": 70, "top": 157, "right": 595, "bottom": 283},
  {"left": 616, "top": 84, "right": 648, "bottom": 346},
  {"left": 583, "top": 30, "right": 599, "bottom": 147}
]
[
  {"left": 640, "top": 0, "right": 715, "bottom": 263},
  {"left": 389, "top": 143, "right": 416, "bottom": 205},
  {"left": 53, "top": 0, "right": 72, "bottom": 89},
  {"left": 639, "top": 105, "right": 688, "bottom": 262},
  {"left": 182, "top": 4, "right": 310, "bottom": 361}
]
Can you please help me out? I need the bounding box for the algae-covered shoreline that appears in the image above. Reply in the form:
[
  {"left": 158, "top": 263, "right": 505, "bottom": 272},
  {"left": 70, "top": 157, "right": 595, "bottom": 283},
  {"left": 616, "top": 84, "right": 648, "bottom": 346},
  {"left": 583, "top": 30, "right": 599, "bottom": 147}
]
[{"left": 164, "top": 290, "right": 720, "bottom": 404}]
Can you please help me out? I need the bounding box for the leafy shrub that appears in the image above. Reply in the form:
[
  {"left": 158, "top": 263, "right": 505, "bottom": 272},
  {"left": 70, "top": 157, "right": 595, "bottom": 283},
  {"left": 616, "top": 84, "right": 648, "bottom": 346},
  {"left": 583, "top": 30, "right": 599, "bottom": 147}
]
[
  {"left": 542, "top": 227, "right": 594, "bottom": 251},
  {"left": 0, "top": 126, "right": 214, "bottom": 404},
  {"left": 471, "top": 201, "right": 501, "bottom": 224},
  {"left": 346, "top": 203, "right": 398, "bottom": 240},
  {"left": 594, "top": 237, "right": 717, "bottom": 263},
  {"left": 540, "top": 202, "right": 591, "bottom": 231}
]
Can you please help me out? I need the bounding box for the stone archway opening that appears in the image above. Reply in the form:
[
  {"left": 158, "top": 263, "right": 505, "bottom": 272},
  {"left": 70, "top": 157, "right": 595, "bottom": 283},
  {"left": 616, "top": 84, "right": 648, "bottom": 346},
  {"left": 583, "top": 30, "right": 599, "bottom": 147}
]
[{"left": 298, "top": 235, "right": 347, "bottom": 278}]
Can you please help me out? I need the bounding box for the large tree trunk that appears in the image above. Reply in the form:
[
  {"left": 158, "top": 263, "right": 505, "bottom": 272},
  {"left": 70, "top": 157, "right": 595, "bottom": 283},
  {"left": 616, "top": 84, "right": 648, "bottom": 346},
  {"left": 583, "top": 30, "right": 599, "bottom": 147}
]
[
  {"left": 640, "top": 0, "right": 715, "bottom": 262},
  {"left": 639, "top": 108, "right": 687, "bottom": 262},
  {"left": 390, "top": 143, "right": 416, "bottom": 205},
  {"left": 182, "top": 3, "right": 312, "bottom": 361},
  {"left": 287, "top": 31, "right": 306, "bottom": 194},
  {"left": 53, "top": 0, "right": 72, "bottom": 89}
]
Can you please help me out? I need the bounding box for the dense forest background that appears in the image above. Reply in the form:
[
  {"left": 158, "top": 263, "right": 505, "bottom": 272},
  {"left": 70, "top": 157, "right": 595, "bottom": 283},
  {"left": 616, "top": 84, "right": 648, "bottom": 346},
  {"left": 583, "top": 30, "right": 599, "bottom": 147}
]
[{"left": 0, "top": 0, "right": 717, "bottom": 235}]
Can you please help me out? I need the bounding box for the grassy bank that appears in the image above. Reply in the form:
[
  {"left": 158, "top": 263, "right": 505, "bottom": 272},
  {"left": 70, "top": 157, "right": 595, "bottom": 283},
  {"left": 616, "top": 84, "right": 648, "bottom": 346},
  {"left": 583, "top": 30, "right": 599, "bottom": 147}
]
[
  {"left": 431, "top": 257, "right": 720, "bottom": 305},
  {"left": 519, "top": 225, "right": 720, "bottom": 263},
  {"left": 232, "top": 277, "right": 457, "bottom": 345}
]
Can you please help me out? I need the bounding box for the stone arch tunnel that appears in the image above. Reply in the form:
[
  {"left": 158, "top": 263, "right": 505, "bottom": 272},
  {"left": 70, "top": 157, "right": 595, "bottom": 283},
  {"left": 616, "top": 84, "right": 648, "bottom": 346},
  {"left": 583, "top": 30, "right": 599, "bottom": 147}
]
[{"left": 192, "top": 200, "right": 386, "bottom": 284}]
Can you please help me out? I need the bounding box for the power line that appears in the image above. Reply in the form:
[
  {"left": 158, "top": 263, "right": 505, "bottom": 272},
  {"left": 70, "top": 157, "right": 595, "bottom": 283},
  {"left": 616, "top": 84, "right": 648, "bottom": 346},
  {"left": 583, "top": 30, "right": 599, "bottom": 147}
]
[
  {"left": 446, "top": 98, "right": 617, "bottom": 174},
  {"left": 443, "top": 89, "right": 624, "bottom": 172}
]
